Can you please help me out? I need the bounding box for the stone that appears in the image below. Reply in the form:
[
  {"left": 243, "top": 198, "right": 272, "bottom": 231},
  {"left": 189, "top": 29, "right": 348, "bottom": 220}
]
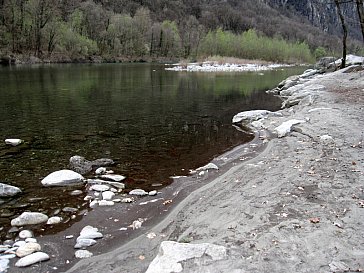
[
  {"left": 13, "top": 241, "right": 26, "bottom": 248},
  {"left": 100, "top": 174, "right": 125, "bottom": 182},
  {"left": 47, "top": 216, "right": 62, "bottom": 225},
  {"left": 75, "top": 250, "right": 93, "bottom": 259},
  {"left": 196, "top": 163, "right": 219, "bottom": 171},
  {"left": 88, "top": 179, "right": 125, "bottom": 189},
  {"left": 232, "top": 110, "right": 282, "bottom": 124},
  {"left": 70, "top": 156, "right": 114, "bottom": 175},
  {"left": 70, "top": 190, "right": 83, "bottom": 196},
  {"left": 74, "top": 238, "right": 97, "bottom": 249},
  {"left": 0, "top": 245, "right": 10, "bottom": 253},
  {"left": 98, "top": 200, "right": 115, "bottom": 206},
  {"left": 79, "top": 226, "right": 103, "bottom": 240},
  {"left": 148, "top": 190, "right": 157, "bottom": 196},
  {"left": 25, "top": 238, "right": 37, "bottom": 243},
  {"left": 11, "top": 212, "right": 48, "bottom": 227},
  {"left": 145, "top": 241, "right": 227, "bottom": 273},
  {"left": 15, "top": 252, "right": 49, "bottom": 267},
  {"left": 274, "top": 120, "right": 306, "bottom": 138},
  {"left": 129, "top": 189, "right": 148, "bottom": 196},
  {"left": 320, "top": 135, "right": 334, "bottom": 145},
  {"left": 0, "top": 259, "right": 9, "bottom": 272},
  {"left": 62, "top": 207, "right": 78, "bottom": 213},
  {"left": 95, "top": 167, "right": 106, "bottom": 175},
  {"left": 4, "top": 139, "right": 22, "bottom": 146},
  {"left": 41, "top": 170, "right": 85, "bottom": 186},
  {"left": 16, "top": 242, "right": 41, "bottom": 258},
  {"left": 18, "top": 230, "right": 33, "bottom": 239},
  {"left": 89, "top": 184, "right": 109, "bottom": 192},
  {"left": 0, "top": 182, "right": 22, "bottom": 197},
  {"left": 102, "top": 191, "right": 115, "bottom": 200}
]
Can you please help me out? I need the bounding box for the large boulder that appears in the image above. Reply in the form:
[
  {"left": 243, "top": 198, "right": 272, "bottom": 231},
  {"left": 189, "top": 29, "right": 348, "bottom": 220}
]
[
  {"left": 145, "top": 241, "right": 227, "bottom": 273},
  {"left": 0, "top": 182, "right": 22, "bottom": 197},
  {"left": 69, "top": 155, "right": 114, "bottom": 175},
  {"left": 11, "top": 212, "right": 48, "bottom": 226},
  {"left": 41, "top": 170, "right": 85, "bottom": 186}
]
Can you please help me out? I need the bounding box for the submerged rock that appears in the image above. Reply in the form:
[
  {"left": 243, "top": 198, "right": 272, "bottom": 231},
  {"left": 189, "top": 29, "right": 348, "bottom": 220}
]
[
  {"left": 0, "top": 183, "right": 22, "bottom": 197},
  {"left": 11, "top": 212, "right": 48, "bottom": 227},
  {"left": 15, "top": 252, "right": 49, "bottom": 267},
  {"left": 41, "top": 170, "right": 85, "bottom": 186},
  {"left": 145, "top": 241, "right": 227, "bottom": 273},
  {"left": 70, "top": 156, "right": 114, "bottom": 175}
]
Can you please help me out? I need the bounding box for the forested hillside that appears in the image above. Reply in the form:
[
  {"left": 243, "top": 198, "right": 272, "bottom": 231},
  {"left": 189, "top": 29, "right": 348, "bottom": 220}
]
[{"left": 0, "top": 0, "right": 363, "bottom": 63}]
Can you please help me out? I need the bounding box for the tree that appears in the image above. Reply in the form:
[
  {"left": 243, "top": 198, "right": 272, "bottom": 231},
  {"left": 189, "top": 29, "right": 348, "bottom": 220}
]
[
  {"left": 356, "top": 0, "right": 364, "bottom": 42},
  {"left": 333, "top": 0, "right": 348, "bottom": 68}
]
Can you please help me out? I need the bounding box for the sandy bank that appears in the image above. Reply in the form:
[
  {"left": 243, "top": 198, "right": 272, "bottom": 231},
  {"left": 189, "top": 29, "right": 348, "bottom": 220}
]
[{"left": 63, "top": 66, "right": 364, "bottom": 273}]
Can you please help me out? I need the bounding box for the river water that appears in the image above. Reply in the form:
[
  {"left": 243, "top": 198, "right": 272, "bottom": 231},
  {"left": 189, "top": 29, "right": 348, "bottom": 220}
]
[{"left": 0, "top": 63, "right": 305, "bottom": 239}]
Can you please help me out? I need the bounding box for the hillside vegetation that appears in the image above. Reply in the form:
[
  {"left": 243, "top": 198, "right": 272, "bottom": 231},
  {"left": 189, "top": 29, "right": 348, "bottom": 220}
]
[{"left": 0, "top": 0, "right": 362, "bottom": 63}]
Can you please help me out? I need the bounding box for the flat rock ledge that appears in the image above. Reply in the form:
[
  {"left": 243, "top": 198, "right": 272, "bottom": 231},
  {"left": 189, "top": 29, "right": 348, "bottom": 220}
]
[{"left": 145, "top": 241, "right": 227, "bottom": 273}]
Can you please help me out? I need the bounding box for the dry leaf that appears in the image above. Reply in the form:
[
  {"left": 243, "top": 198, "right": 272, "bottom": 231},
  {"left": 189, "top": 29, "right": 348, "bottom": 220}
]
[
  {"left": 139, "top": 255, "right": 145, "bottom": 260},
  {"left": 163, "top": 199, "right": 173, "bottom": 205},
  {"left": 309, "top": 217, "right": 320, "bottom": 224}
]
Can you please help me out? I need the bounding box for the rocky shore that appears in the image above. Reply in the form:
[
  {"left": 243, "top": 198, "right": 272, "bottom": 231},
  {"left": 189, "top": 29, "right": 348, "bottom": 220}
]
[{"left": 63, "top": 62, "right": 364, "bottom": 273}]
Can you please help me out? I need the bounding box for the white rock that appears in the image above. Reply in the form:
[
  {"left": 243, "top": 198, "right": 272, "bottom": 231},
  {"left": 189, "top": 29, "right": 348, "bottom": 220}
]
[
  {"left": 232, "top": 110, "right": 282, "bottom": 124},
  {"left": 0, "top": 183, "right": 22, "bottom": 197},
  {"left": 121, "top": 197, "right": 133, "bottom": 203},
  {"left": 320, "top": 135, "right": 334, "bottom": 145},
  {"left": 89, "top": 200, "right": 99, "bottom": 208},
  {"left": 0, "top": 259, "right": 9, "bottom": 272},
  {"left": 15, "top": 252, "right": 49, "bottom": 267},
  {"left": 100, "top": 174, "right": 125, "bottom": 182},
  {"left": 98, "top": 200, "right": 115, "bottom": 206},
  {"left": 102, "top": 191, "right": 115, "bottom": 200},
  {"left": 25, "top": 238, "right": 37, "bottom": 243},
  {"left": 274, "top": 120, "right": 306, "bottom": 137},
  {"left": 74, "top": 238, "right": 97, "bottom": 249},
  {"left": 89, "top": 184, "right": 110, "bottom": 192},
  {"left": 196, "top": 163, "right": 219, "bottom": 171},
  {"left": 75, "top": 250, "right": 93, "bottom": 259},
  {"left": 70, "top": 190, "right": 83, "bottom": 196},
  {"left": 18, "top": 230, "right": 33, "bottom": 239},
  {"left": 251, "top": 120, "right": 265, "bottom": 129},
  {"left": 79, "top": 226, "right": 103, "bottom": 240},
  {"left": 41, "top": 170, "right": 85, "bottom": 186},
  {"left": 47, "top": 216, "right": 62, "bottom": 225},
  {"left": 0, "top": 254, "right": 15, "bottom": 259},
  {"left": 129, "top": 189, "right": 148, "bottom": 196},
  {"left": 16, "top": 242, "right": 41, "bottom": 258},
  {"left": 11, "top": 212, "right": 48, "bottom": 227},
  {"left": 145, "top": 241, "right": 227, "bottom": 273},
  {"left": 95, "top": 167, "right": 107, "bottom": 175},
  {"left": 148, "top": 190, "right": 157, "bottom": 196},
  {"left": 13, "top": 241, "right": 26, "bottom": 248},
  {"left": 5, "top": 139, "right": 22, "bottom": 146}
]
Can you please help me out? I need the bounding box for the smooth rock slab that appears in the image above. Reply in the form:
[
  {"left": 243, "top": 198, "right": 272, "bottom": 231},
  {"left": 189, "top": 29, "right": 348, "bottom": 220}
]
[
  {"left": 41, "top": 170, "right": 85, "bottom": 186},
  {"left": 0, "top": 183, "right": 22, "bottom": 197},
  {"left": 15, "top": 252, "right": 49, "bottom": 267},
  {"left": 145, "top": 241, "right": 227, "bottom": 273},
  {"left": 129, "top": 189, "right": 148, "bottom": 196},
  {"left": 11, "top": 212, "right": 48, "bottom": 227},
  {"left": 4, "top": 139, "right": 22, "bottom": 146},
  {"left": 16, "top": 242, "right": 41, "bottom": 258},
  {"left": 75, "top": 250, "right": 93, "bottom": 259}
]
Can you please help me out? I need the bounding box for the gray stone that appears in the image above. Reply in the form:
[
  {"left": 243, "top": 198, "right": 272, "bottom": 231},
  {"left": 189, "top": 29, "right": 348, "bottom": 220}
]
[
  {"left": 0, "top": 259, "right": 9, "bottom": 272},
  {"left": 79, "top": 226, "right": 103, "bottom": 240},
  {"left": 4, "top": 139, "right": 22, "bottom": 146},
  {"left": 145, "top": 241, "right": 227, "bottom": 273},
  {"left": 47, "top": 216, "right": 62, "bottom": 225},
  {"left": 89, "top": 184, "right": 109, "bottom": 192},
  {"left": 102, "top": 191, "right": 115, "bottom": 200},
  {"left": 100, "top": 174, "right": 125, "bottom": 182},
  {"left": 69, "top": 156, "right": 114, "bottom": 175},
  {"left": 18, "top": 230, "right": 33, "bottom": 239},
  {"left": 148, "top": 190, "right": 157, "bottom": 196},
  {"left": 274, "top": 119, "right": 306, "bottom": 138},
  {"left": 95, "top": 167, "right": 106, "bottom": 175},
  {"left": 196, "top": 163, "right": 219, "bottom": 171},
  {"left": 15, "top": 252, "right": 49, "bottom": 267},
  {"left": 98, "top": 200, "right": 114, "bottom": 206},
  {"left": 11, "top": 212, "right": 48, "bottom": 226},
  {"left": 74, "top": 238, "right": 97, "bottom": 249},
  {"left": 16, "top": 242, "right": 41, "bottom": 258},
  {"left": 75, "top": 250, "right": 93, "bottom": 259},
  {"left": 0, "top": 183, "right": 22, "bottom": 197},
  {"left": 41, "top": 170, "right": 85, "bottom": 186},
  {"left": 129, "top": 189, "right": 148, "bottom": 196},
  {"left": 232, "top": 110, "right": 282, "bottom": 124}
]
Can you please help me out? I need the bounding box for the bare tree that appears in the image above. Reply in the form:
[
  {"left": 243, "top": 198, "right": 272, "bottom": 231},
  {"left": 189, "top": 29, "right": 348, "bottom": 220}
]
[
  {"left": 334, "top": 0, "right": 348, "bottom": 68},
  {"left": 356, "top": 0, "right": 364, "bottom": 42}
]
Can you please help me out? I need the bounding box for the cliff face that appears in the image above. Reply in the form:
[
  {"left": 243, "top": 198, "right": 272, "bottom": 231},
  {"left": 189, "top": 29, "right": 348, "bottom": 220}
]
[{"left": 264, "top": 0, "right": 361, "bottom": 39}]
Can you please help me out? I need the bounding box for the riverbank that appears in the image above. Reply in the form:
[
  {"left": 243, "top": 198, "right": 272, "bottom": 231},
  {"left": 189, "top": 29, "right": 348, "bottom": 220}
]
[{"left": 63, "top": 65, "right": 364, "bottom": 272}]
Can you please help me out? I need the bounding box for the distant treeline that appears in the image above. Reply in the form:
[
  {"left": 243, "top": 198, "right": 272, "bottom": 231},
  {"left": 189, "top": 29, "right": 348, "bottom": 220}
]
[{"left": 0, "top": 0, "right": 362, "bottom": 63}]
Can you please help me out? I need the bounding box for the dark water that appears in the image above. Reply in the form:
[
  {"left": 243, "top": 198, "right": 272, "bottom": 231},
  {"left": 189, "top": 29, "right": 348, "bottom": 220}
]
[{"left": 0, "top": 63, "right": 305, "bottom": 238}]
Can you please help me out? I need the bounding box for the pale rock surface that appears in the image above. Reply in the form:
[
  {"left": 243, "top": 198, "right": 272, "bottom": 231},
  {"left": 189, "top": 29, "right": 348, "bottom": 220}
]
[
  {"left": 98, "top": 200, "right": 114, "bottom": 206},
  {"left": 47, "top": 216, "right": 62, "bottom": 225},
  {"left": 74, "top": 238, "right": 97, "bottom": 249},
  {"left": 148, "top": 190, "right": 157, "bottom": 196},
  {"left": 79, "top": 226, "right": 103, "bottom": 240},
  {"left": 196, "top": 163, "right": 219, "bottom": 171},
  {"left": 232, "top": 110, "right": 282, "bottom": 124},
  {"left": 75, "top": 250, "right": 93, "bottom": 259},
  {"left": 274, "top": 119, "right": 306, "bottom": 137},
  {"left": 41, "top": 170, "right": 85, "bottom": 186},
  {"left": 145, "top": 241, "right": 227, "bottom": 273},
  {"left": 129, "top": 189, "right": 148, "bottom": 196},
  {"left": 100, "top": 174, "right": 125, "bottom": 182},
  {"left": 15, "top": 252, "right": 49, "bottom": 267},
  {"left": 89, "top": 184, "right": 109, "bottom": 192},
  {"left": 320, "top": 134, "right": 334, "bottom": 145},
  {"left": 0, "top": 183, "right": 22, "bottom": 197},
  {"left": 102, "top": 191, "right": 115, "bottom": 200},
  {"left": 16, "top": 242, "right": 41, "bottom": 257},
  {"left": 95, "top": 167, "right": 106, "bottom": 175},
  {"left": 11, "top": 212, "right": 48, "bottom": 226},
  {"left": 4, "top": 139, "right": 22, "bottom": 146},
  {"left": 0, "top": 259, "right": 9, "bottom": 272},
  {"left": 18, "top": 230, "right": 33, "bottom": 239}
]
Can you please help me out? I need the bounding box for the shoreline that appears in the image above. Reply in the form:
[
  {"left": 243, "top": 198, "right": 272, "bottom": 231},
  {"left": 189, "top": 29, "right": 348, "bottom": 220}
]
[{"left": 63, "top": 65, "right": 364, "bottom": 273}]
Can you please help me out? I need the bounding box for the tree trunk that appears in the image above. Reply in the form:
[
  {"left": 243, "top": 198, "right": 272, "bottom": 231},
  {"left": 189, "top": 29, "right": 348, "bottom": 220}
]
[
  {"left": 356, "top": 0, "right": 364, "bottom": 42},
  {"left": 334, "top": 0, "right": 347, "bottom": 69}
]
